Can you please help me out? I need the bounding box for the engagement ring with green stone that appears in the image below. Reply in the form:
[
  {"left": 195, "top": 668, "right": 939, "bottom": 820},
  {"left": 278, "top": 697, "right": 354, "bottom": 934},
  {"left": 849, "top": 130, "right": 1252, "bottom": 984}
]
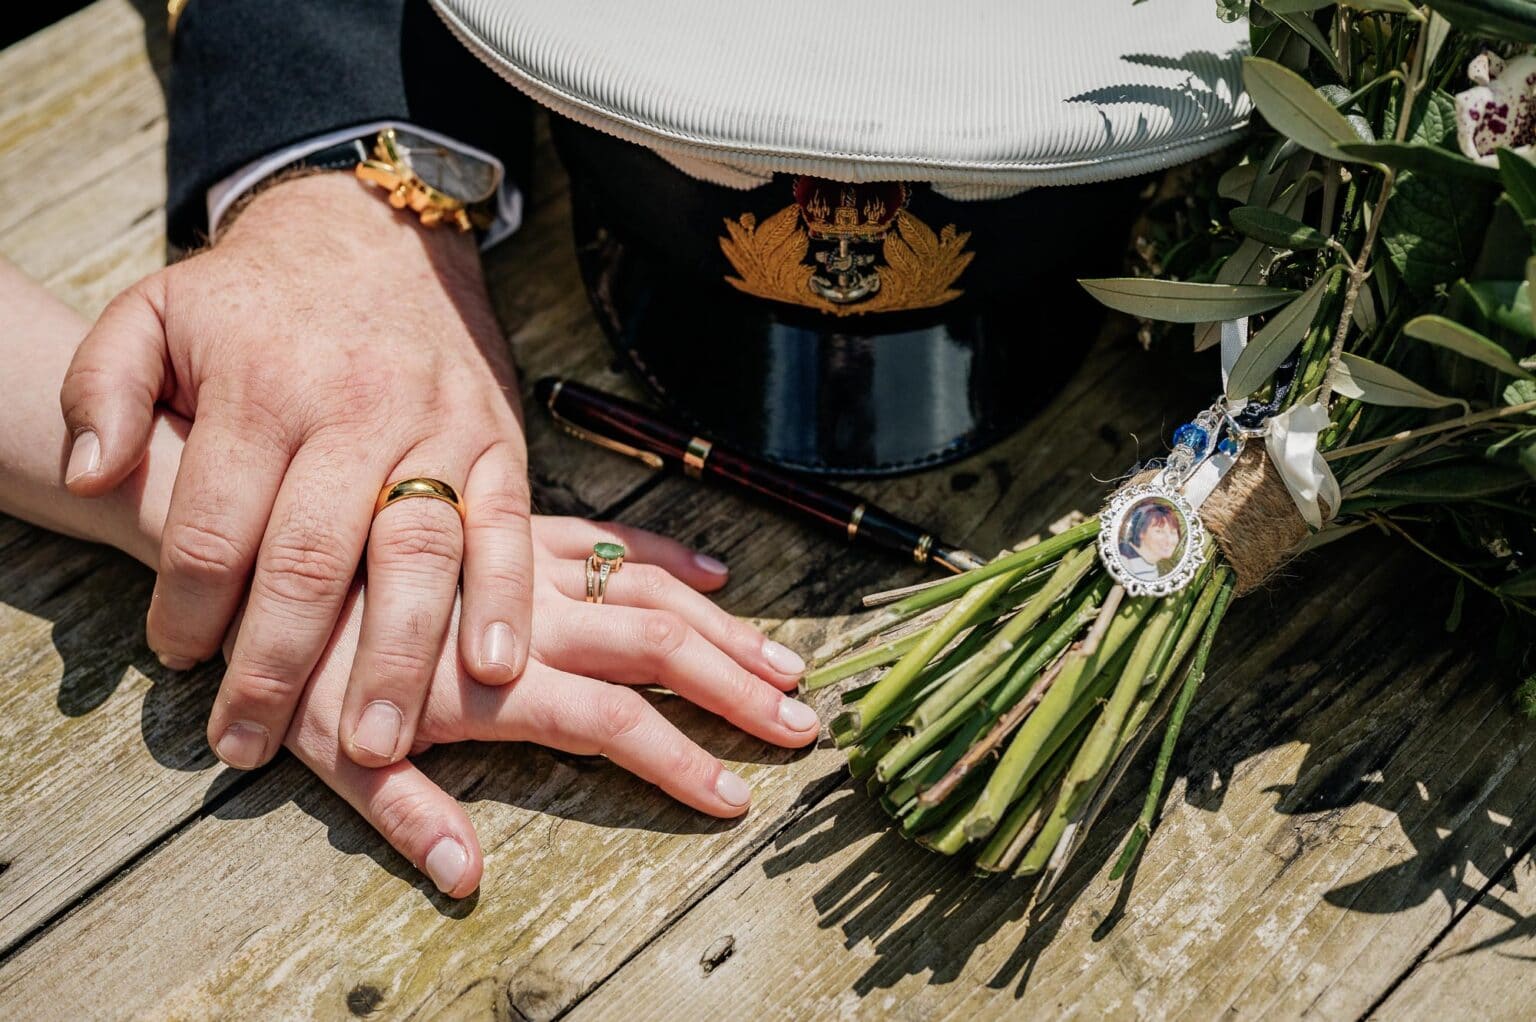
[{"left": 585, "top": 542, "right": 626, "bottom": 604}]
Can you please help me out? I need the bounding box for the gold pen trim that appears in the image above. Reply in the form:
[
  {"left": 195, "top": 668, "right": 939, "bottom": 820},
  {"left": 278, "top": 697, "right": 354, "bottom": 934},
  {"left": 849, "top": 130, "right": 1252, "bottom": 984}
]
[
  {"left": 847, "top": 503, "right": 867, "bottom": 542},
  {"left": 913, "top": 534, "right": 934, "bottom": 565},
  {"left": 545, "top": 380, "right": 665, "bottom": 470},
  {"left": 683, "top": 436, "right": 713, "bottom": 479}
]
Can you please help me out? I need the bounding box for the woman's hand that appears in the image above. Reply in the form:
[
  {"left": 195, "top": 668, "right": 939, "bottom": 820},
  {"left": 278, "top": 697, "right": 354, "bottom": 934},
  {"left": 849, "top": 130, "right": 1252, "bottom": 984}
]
[
  {"left": 279, "top": 517, "right": 817, "bottom": 896},
  {"left": 0, "top": 258, "right": 817, "bottom": 900}
]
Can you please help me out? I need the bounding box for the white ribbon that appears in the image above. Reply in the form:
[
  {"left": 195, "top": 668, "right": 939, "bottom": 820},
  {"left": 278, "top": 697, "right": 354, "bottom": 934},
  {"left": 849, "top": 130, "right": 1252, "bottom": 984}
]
[
  {"left": 1264, "top": 401, "right": 1341, "bottom": 529},
  {"left": 1214, "top": 319, "right": 1341, "bottom": 530}
]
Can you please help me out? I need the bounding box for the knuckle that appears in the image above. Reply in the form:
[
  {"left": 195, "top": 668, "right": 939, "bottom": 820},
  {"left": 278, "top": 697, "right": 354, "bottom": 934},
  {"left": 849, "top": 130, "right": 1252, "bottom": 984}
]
[
  {"left": 224, "top": 667, "right": 304, "bottom": 716},
  {"left": 161, "top": 519, "right": 251, "bottom": 585},
  {"left": 368, "top": 627, "right": 440, "bottom": 680},
  {"left": 595, "top": 688, "right": 649, "bottom": 745},
  {"left": 371, "top": 787, "right": 441, "bottom": 853},
  {"left": 374, "top": 507, "right": 463, "bottom": 571},
  {"left": 639, "top": 611, "right": 688, "bottom": 658},
  {"left": 258, "top": 533, "right": 355, "bottom": 606},
  {"left": 628, "top": 564, "right": 672, "bottom": 604}
]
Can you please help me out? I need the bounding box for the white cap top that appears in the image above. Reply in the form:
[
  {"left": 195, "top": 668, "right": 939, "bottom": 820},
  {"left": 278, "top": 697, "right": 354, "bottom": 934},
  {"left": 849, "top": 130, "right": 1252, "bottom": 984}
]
[{"left": 432, "top": 0, "right": 1249, "bottom": 189}]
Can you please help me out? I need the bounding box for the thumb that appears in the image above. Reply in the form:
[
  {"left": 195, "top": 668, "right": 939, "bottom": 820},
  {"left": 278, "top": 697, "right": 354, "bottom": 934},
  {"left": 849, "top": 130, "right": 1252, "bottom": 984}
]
[{"left": 59, "top": 271, "right": 171, "bottom": 495}]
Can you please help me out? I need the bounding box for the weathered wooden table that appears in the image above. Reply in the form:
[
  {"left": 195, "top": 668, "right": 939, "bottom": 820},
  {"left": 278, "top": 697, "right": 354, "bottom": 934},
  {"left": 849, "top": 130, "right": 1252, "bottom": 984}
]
[{"left": 3, "top": 4, "right": 1535, "bottom": 1019}]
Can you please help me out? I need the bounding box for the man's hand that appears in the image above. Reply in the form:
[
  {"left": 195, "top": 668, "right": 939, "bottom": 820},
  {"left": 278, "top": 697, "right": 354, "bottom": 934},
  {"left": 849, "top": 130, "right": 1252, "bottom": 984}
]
[{"left": 59, "top": 173, "right": 534, "bottom": 771}]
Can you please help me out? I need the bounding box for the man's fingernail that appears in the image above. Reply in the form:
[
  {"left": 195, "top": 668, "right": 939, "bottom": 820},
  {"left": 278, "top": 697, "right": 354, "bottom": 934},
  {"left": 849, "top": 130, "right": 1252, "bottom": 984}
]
[
  {"left": 65, "top": 429, "right": 100, "bottom": 485},
  {"left": 157, "top": 651, "right": 197, "bottom": 671},
  {"left": 694, "top": 553, "right": 729, "bottom": 576},
  {"left": 714, "top": 768, "right": 751, "bottom": 807},
  {"left": 424, "top": 837, "right": 469, "bottom": 894},
  {"left": 762, "top": 639, "right": 806, "bottom": 676},
  {"left": 215, "top": 722, "right": 269, "bottom": 770},
  {"left": 352, "top": 701, "right": 403, "bottom": 759},
  {"left": 778, "top": 697, "right": 819, "bottom": 732},
  {"left": 482, "top": 621, "right": 514, "bottom": 671}
]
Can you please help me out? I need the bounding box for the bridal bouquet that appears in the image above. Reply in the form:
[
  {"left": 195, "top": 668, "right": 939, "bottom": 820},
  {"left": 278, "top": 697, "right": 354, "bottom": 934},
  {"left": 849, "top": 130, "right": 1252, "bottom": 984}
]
[{"left": 807, "top": 0, "right": 1536, "bottom": 889}]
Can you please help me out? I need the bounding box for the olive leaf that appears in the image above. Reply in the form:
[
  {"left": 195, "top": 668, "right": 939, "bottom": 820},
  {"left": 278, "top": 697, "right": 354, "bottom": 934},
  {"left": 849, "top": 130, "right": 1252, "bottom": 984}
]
[
  {"left": 1262, "top": 0, "right": 1336, "bottom": 10},
  {"left": 1276, "top": 11, "right": 1347, "bottom": 76},
  {"left": 1500, "top": 567, "right": 1536, "bottom": 598},
  {"left": 1344, "top": 0, "right": 1425, "bottom": 17},
  {"left": 1078, "top": 279, "right": 1299, "bottom": 323},
  {"left": 1364, "top": 460, "right": 1530, "bottom": 498},
  {"left": 1218, "top": 163, "right": 1259, "bottom": 202},
  {"left": 1423, "top": 0, "right": 1536, "bottom": 44},
  {"left": 1337, "top": 141, "right": 1500, "bottom": 183},
  {"left": 1243, "top": 57, "right": 1366, "bottom": 161},
  {"left": 1230, "top": 206, "right": 1328, "bottom": 249},
  {"left": 1332, "top": 352, "right": 1466, "bottom": 407},
  {"left": 1459, "top": 279, "right": 1535, "bottom": 339},
  {"left": 1225, "top": 272, "right": 1334, "bottom": 399},
  {"left": 1404, "top": 315, "right": 1535, "bottom": 378},
  {"left": 1424, "top": 11, "right": 1453, "bottom": 66}
]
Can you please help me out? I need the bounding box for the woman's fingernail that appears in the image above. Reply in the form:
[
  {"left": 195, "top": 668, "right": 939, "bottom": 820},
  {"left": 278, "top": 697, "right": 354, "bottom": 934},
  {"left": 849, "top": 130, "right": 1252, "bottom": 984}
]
[
  {"left": 352, "top": 701, "right": 403, "bottom": 759},
  {"left": 65, "top": 429, "right": 100, "bottom": 484},
  {"left": 215, "top": 722, "right": 269, "bottom": 770},
  {"left": 694, "top": 553, "right": 729, "bottom": 576},
  {"left": 762, "top": 639, "right": 806, "bottom": 676},
  {"left": 157, "top": 651, "right": 197, "bottom": 671},
  {"left": 482, "top": 621, "right": 514, "bottom": 671},
  {"left": 424, "top": 837, "right": 469, "bottom": 894},
  {"left": 714, "top": 768, "right": 751, "bottom": 807},
  {"left": 778, "top": 697, "right": 819, "bottom": 732}
]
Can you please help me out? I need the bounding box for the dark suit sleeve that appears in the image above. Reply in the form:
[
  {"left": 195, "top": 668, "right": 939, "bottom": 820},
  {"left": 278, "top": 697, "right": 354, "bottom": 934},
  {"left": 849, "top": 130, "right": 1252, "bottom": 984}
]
[{"left": 167, "top": 0, "right": 533, "bottom": 247}]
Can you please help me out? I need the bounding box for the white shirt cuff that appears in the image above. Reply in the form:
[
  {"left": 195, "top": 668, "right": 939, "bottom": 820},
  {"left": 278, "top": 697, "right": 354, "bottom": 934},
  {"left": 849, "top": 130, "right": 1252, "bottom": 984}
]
[{"left": 205, "top": 120, "right": 523, "bottom": 250}]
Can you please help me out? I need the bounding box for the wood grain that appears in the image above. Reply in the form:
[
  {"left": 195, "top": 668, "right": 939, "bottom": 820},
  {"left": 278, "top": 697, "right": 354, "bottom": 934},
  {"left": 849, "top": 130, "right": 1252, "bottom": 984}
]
[
  {"left": 1, "top": 3, "right": 1531, "bottom": 1020},
  {"left": 567, "top": 551, "right": 1527, "bottom": 1021},
  {"left": 0, "top": 319, "right": 1209, "bottom": 1018}
]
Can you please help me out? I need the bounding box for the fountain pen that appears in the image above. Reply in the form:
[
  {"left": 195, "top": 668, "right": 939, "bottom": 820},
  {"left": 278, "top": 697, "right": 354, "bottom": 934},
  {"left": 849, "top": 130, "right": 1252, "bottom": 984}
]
[{"left": 536, "top": 377, "right": 985, "bottom": 574}]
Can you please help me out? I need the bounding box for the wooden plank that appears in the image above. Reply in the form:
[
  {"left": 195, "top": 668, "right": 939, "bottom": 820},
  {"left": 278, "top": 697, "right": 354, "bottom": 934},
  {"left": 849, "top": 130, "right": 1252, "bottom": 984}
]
[
  {"left": 563, "top": 552, "right": 1522, "bottom": 1021},
  {"left": 0, "top": 0, "right": 651, "bottom": 955},
  {"left": 1370, "top": 803, "right": 1536, "bottom": 1017},
  {"left": 0, "top": 327, "right": 1206, "bottom": 1019}
]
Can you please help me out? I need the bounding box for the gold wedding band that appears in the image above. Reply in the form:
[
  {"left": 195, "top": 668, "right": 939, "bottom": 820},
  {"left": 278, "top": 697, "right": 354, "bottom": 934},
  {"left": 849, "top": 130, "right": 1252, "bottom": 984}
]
[{"left": 374, "top": 477, "right": 466, "bottom": 521}]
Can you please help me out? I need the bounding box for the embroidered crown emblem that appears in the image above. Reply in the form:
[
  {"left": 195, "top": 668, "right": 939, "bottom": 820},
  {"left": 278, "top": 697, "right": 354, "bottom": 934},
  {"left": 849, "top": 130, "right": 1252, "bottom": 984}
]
[{"left": 719, "top": 177, "right": 974, "bottom": 317}]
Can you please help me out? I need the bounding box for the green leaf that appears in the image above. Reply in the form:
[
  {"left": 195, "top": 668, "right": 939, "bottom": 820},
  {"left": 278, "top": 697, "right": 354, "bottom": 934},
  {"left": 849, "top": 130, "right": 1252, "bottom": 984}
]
[
  {"left": 1505, "top": 377, "right": 1536, "bottom": 405},
  {"left": 1344, "top": 0, "right": 1425, "bottom": 15},
  {"left": 1424, "top": 11, "right": 1452, "bottom": 67},
  {"left": 1336, "top": 141, "right": 1500, "bottom": 183},
  {"left": 1500, "top": 566, "right": 1536, "bottom": 598},
  {"left": 1078, "top": 279, "right": 1299, "bottom": 323},
  {"left": 1365, "top": 460, "right": 1530, "bottom": 499},
  {"left": 1229, "top": 205, "right": 1328, "bottom": 249},
  {"left": 1497, "top": 149, "right": 1536, "bottom": 223},
  {"left": 1459, "top": 280, "right": 1536, "bottom": 339},
  {"left": 1226, "top": 272, "right": 1334, "bottom": 399},
  {"left": 1332, "top": 352, "right": 1465, "bottom": 407},
  {"left": 1218, "top": 163, "right": 1259, "bottom": 202},
  {"left": 1403, "top": 314, "right": 1535, "bottom": 378},
  {"left": 1423, "top": 0, "right": 1536, "bottom": 44},
  {"left": 1243, "top": 57, "right": 1364, "bottom": 160},
  {"left": 1275, "top": 11, "right": 1347, "bottom": 76},
  {"left": 1381, "top": 170, "right": 1497, "bottom": 293}
]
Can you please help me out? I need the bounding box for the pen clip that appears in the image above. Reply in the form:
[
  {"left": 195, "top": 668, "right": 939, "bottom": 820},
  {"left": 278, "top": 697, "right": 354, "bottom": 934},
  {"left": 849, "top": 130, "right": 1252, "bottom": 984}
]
[{"left": 546, "top": 381, "right": 665, "bottom": 470}]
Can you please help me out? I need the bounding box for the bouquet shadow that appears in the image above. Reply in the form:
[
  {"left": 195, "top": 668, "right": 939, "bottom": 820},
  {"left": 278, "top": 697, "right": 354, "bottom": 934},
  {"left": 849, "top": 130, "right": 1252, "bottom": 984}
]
[{"left": 767, "top": 542, "right": 1535, "bottom": 998}]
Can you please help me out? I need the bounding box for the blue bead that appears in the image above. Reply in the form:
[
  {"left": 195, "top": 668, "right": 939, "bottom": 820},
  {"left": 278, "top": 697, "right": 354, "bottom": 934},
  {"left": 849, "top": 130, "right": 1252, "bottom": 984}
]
[
  {"left": 1172, "top": 423, "right": 1209, "bottom": 452},
  {"left": 1218, "top": 437, "right": 1239, "bottom": 456}
]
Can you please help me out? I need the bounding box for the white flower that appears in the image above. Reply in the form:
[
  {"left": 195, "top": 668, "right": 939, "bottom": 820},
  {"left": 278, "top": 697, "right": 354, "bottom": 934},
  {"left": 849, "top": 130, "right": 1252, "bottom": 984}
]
[{"left": 1454, "top": 51, "right": 1536, "bottom": 165}]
